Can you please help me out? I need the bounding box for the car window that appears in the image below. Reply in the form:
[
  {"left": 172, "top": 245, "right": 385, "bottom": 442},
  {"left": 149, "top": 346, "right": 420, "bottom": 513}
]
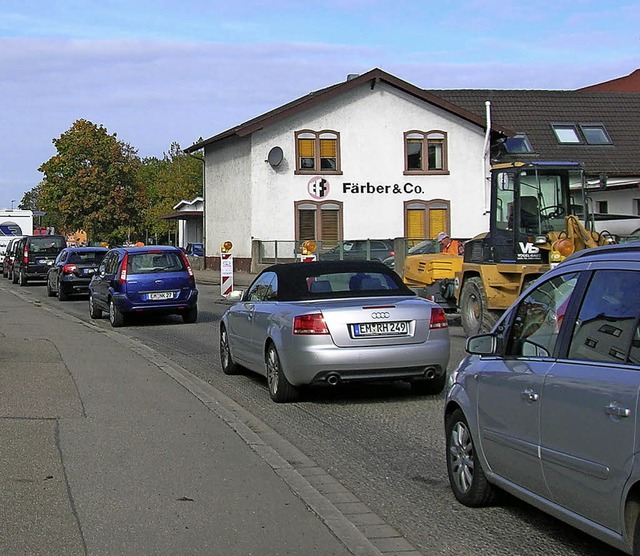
[
  {"left": 28, "top": 237, "right": 66, "bottom": 254},
  {"left": 247, "top": 272, "right": 277, "bottom": 301},
  {"left": 568, "top": 270, "right": 640, "bottom": 364},
  {"left": 55, "top": 250, "right": 68, "bottom": 264},
  {"left": 306, "top": 271, "right": 399, "bottom": 295},
  {"left": 102, "top": 252, "right": 119, "bottom": 274},
  {"left": 128, "top": 252, "right": 184, "bottom": 273},
  {"left": 507, "top": 272, "right": 580, "bottom": 357},
  {"left": 69, "top": 251, "right": 107, "bottom": 264}
]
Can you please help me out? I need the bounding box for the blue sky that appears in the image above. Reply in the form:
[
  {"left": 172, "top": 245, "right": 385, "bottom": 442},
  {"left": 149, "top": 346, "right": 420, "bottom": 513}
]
[{"left": 1, "top": 0, "right": 639, "bottom": 210}]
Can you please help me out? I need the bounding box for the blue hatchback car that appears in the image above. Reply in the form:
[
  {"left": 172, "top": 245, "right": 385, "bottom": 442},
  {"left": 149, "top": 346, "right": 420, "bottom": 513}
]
[{"left": 89, "top": 245, "right": 198, "bottom": 327}]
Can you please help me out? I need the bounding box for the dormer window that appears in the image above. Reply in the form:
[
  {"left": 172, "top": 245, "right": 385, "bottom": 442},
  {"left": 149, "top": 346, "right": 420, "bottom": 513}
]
[{"left": 504, "top": 133, "right": 534, "bottom": 154}]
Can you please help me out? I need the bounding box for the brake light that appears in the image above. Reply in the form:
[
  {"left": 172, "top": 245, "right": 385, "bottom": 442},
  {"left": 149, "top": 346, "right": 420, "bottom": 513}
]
[
  {"left": 23, "top": 244, "right": 28, "bottom": 264},
  {"left": 429, "top": 306, "right": 448, "bottom": 329},
  {"left": 119, "top": 253, "right": 129, "bottom": 284},
  {"left": 293, "top": 313, "right": 329, "bottom": 335},
  {"left": 178, "top": 251, "right": 195, "bottom": 287},
  {"left": 62, "top": 264, "right": 77, "bottom": 274}
]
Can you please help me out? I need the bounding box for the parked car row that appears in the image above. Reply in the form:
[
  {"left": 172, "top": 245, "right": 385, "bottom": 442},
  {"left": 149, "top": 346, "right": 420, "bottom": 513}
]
[
  {"left": 1, "top": 237, "right": 198, "bottom": 327},
  {"left": 4, "top": 231, "right": 640, "bottom": 554}
]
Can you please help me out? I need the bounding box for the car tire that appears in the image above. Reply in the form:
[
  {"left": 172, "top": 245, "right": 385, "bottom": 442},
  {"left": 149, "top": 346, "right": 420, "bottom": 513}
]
[
  {"left": 182, "top": 305, "right": 197, "bottom": 324},
  {"left": 109, "top": 299, "right": 125, "bottom": 327},
  {"left": 266, "top": 343, "right": 299, "bottom": 403},
  {"left": 12, "top": 269, "right": 18, "bottom": 284},
  {"left": 19, "top": 269, "right": 27, "bottom": 286},
  {"left": 411, "top": 373, "right": 446, "bottom": 395},
  {"left": 220, "top": 325, "right": 239, "bottom": 375},
  {"left": 57, "top": 280, "right": 69, "bottom": 301},
  {"left": 89, "top": 294, "right": 102, "bottom": 319},
  {"left": 632, "top": 513, "right": 640, "bottom": 556},
  {"left": 46, "top": 279, "right": 55, "bottom": 297},
  {"left": 459, "top": 277, "right": 500, "bottom": 337},
  {"left": 445, "top": 408, "right": 495, "bottom": 507}
]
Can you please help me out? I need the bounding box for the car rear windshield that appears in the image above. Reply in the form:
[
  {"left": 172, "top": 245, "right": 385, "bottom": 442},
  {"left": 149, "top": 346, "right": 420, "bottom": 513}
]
[
  {"left": 127, "top": 252, "right": 185, "bottom": 274},
  {"left": 69, "top": 251, "right": 107, "bottom": 264},
  {"left": 28, "top": 237, "right": 66, "bottom": 254}
]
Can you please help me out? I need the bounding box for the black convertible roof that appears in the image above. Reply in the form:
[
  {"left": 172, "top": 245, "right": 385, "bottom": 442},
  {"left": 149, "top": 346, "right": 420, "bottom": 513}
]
[{"left": 259, "top": 260, "right": 415, "bottom": 302}]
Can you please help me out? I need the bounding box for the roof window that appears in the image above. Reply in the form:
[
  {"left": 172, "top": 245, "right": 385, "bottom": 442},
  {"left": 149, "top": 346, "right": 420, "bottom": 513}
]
[{"left": 551, "top": 123, "right": 612, "bottom": 145}]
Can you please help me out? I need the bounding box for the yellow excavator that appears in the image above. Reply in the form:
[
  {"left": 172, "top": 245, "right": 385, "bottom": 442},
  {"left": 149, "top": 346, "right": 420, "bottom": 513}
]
[{"left": 402, "top": 161, "right": 612, "bottom": 336}]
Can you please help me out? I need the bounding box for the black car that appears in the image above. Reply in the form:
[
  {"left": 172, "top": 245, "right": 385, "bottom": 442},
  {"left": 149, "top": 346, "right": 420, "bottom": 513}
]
[
  {"left": 13, "top": 234, "right": 68, "bottom": 286},
  {"left": 47, "top": 247, "right": 108, "bottom": 300}
]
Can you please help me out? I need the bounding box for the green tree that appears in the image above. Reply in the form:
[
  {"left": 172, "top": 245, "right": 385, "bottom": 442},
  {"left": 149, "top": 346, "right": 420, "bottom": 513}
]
[
  {"left": 138, "top": 142, "right": 202, "bottom": 244},
  {"left": 38, "top": 119, "right": 144, "bottom": 245},
  {"left": 19, "top": 182, "right": 59, "bottom": 231}
]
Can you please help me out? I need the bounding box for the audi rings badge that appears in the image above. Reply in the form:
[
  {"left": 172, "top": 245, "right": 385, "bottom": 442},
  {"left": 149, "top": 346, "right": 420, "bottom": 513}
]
[{"left": 370, "top": 311, "right": 390, "bottom": 319}]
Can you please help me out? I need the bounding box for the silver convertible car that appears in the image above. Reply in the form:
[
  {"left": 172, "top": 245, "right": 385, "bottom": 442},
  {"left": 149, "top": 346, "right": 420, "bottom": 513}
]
[
  {"left": 445, "top": 244, "right": 640, "bottom": 555},
  {"left": 220, "top": 260, "right": 450, "bottom": 403}
]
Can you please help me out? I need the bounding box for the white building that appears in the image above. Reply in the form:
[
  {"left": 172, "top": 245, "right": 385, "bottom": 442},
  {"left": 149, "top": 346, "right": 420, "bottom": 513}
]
[
  {"left": 186, "top": 68, "right": 640, "bottom": 271},
  {"left": 186, "top": 69, "right": 509, "bottom": 271}
]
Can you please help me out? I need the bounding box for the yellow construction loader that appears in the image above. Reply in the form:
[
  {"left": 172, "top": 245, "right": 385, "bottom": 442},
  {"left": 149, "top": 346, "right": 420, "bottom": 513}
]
[{"left": 403, "top": 161, "right": 612, "bottom": 336}]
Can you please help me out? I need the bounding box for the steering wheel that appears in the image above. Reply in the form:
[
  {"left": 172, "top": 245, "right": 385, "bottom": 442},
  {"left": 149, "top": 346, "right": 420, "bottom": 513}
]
[{"left": 540, "top": 205, "right": 566, "bottom": 219}]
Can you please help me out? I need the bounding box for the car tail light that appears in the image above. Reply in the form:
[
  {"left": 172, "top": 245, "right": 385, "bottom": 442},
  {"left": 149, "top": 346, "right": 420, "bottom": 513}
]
[
  {"left": 429, "top": 306, "right": 448, "bottom": 329},
  {"left": 23, "top": 244, "right": 29, "bottom": 264},
  {"left": 62, "top": 263, "right": 77, "bottom": 274},
  {"left": 119, "top": 253, "right": 129, "bottom": 284},
  {"left": 178, "top": 251, "right": 195, "bottom": 287},
  {"left": 293, "top": 313, "right": 329, "bottom": 335}
]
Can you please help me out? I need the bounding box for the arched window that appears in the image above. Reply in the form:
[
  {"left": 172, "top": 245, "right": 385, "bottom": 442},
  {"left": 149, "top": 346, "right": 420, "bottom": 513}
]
[
  {"left": 404, "top": 199, "right": 451, "bottom": 240},
  {"left": 295, "top": 200, "right": 343, "bottom": 249},
  {"left": 295, "top": 130, "right": 341, "bottom": 174},
  {"left": 404, "top": 130, "right": 448, "bottom": 175}
]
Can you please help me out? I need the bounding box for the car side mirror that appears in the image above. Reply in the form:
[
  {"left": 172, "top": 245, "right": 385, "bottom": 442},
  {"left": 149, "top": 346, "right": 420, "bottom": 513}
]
[
  {"left": 226, "top": 290, "right": 244, "bottom": 301},
  {"left": 466, "top": 333, "right": 497, "bottom": 355}
]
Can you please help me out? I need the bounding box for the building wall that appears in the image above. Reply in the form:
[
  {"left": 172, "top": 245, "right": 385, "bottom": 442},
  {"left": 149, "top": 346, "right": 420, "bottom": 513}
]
[
  {"left": 204, "top": 81, "right": 490, "bottom": 264},
  {"left": 204, "top": 137, "right": 252, "bottom": 267}
]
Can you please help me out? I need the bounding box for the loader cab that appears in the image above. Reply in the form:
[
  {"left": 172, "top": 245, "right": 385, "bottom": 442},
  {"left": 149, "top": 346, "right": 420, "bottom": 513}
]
[{"left": 489, "top": 161, "right": 585, "bottom": 264}]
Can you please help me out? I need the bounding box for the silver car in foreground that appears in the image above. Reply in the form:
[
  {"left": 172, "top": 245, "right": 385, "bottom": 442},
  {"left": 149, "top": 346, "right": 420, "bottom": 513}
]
[
  {"left": 220, "top": 260, "right": 450, "bottom": 403},
  {"left": 444, "top": 244, "right": 640, "bottom": 555}
]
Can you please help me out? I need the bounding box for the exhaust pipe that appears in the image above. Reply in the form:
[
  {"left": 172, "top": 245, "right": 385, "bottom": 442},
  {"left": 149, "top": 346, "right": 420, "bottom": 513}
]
[
  {"left": 326, "top": 373, "right": 340, "bottom": 386},
  {"left": 425, "top": 368, "right": 436, "bottom": 380}
]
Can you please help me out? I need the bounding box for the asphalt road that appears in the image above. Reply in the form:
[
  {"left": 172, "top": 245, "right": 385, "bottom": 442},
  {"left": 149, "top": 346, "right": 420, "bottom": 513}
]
[{"left": 6, "top": 278, "right": 625, "bottom": 556}]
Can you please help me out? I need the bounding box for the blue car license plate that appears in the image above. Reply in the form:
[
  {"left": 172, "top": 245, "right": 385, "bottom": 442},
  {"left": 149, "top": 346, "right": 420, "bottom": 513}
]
[
  {"left": 146, "top": 291, "right": 175, "bottom": 301},
  {"left": 352, "top": 321, "right": 409, "bottom": 337}
]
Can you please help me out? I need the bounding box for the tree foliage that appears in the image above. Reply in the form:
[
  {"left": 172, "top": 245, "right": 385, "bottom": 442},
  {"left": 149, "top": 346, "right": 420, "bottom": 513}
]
[
  {"left": 138, "top": 142, "right": 203, "bottom": 242},
  {"left": 38, "top": 119, "right": 144, "bottom": 244}
]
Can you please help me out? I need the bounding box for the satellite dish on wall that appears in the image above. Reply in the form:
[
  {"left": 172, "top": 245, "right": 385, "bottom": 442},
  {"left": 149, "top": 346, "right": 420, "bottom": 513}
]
[{"left": 267, "top": 146, "right": 284, "bottom": 167}]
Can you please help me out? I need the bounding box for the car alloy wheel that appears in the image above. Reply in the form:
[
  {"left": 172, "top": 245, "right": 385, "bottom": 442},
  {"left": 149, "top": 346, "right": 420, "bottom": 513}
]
[
  {"left": 445, "top": 408, "right": 495, "bottom": 507},
  {"left": 89, "top": 294, "right": 102, "bottom": 319},
  {"left": 265, "top": 344, "right": 298, "bottom": 403},
  {"left": 220, "top": 326, "right": 239, "bottom": 375},
  {"left": 109, "top": 299, "right": 125, "bottom": 327}
]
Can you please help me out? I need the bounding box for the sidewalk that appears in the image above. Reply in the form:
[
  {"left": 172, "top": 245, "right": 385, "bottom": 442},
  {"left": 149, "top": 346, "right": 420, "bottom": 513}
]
[{"left": 0, "top": 286, "right": 394, "bottom": 556}]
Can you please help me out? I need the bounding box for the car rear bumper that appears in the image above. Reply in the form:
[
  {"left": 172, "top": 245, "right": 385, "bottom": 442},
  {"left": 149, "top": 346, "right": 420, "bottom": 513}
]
[
  {"left": 278, "top": 336, "right": 450, "bottom": 386},
  {"left": 112, "top": 290, "right": 198, "bottom": 313}
]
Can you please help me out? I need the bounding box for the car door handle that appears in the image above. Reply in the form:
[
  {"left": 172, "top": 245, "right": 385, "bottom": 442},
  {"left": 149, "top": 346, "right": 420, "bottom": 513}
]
[
  {"left": 605, "top": 404, "right": 631, "bottom": 418},
  {"left": 521, "top": 388, "right": 540, "bottom": 402}
]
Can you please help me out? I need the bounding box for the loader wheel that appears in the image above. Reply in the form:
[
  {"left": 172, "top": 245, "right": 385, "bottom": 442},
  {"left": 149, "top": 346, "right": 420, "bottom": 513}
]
[{"left": 460, "top": 277, "right": 500, "bottom": 337}]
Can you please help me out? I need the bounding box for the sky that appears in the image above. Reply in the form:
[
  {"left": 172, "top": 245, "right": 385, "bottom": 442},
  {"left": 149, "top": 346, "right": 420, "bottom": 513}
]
[{"left": 1, "top": 0, "right": 639, "bottom": 210}]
